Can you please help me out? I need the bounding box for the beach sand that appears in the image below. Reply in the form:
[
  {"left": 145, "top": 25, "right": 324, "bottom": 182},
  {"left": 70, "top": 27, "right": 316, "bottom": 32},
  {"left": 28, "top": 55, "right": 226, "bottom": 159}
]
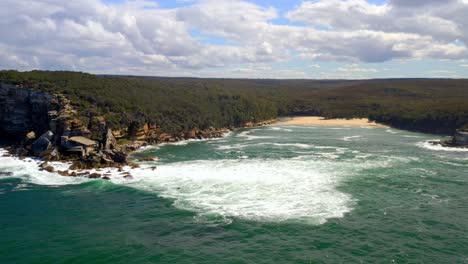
[{"left": 275, "top": 116, "right": 388, "bottom": 128}]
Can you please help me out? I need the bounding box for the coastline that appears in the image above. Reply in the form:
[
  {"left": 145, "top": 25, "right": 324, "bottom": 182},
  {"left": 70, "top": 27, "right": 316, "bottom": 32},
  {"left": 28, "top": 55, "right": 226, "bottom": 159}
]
[
  {"left": 0, "top": 121, "right": 274, "bottom": 180},
  {"left": 275, "top": 116, "right": 389, "bottom": 128}
]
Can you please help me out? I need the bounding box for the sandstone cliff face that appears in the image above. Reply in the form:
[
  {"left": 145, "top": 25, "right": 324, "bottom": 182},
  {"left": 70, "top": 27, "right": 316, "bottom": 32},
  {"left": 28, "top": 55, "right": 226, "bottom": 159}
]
[
  {"left": 0, "top": 83, "right": 58, "bottom": 139},
  {"left": 0, "top": 84, "right": 267, "bottom": 171}
]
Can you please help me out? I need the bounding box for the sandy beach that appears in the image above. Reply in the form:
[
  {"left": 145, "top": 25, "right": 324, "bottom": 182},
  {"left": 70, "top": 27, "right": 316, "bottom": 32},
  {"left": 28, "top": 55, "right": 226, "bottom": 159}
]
[{"left": 275, "top": 116, "right": 388, "bottom": 128}]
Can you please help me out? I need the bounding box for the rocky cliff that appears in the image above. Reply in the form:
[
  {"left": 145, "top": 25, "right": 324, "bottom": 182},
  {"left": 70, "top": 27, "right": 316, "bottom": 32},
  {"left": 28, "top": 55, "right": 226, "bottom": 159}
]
[
  {"left": 0, "top": 84, "right": 244, "bottom": 174},
  {"left": 0, "top": 84, "right": 130, "bottom": 169},
  {"left": 431, "top": 129, "right": 468, "bottom": 148},
  {"left": 0, "top": 83, "right": 58, "bottom": 139}
]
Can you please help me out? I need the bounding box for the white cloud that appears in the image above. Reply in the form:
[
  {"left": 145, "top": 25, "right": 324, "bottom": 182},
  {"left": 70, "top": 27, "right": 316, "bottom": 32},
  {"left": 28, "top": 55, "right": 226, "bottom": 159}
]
[
  {"left": 337, "top": 67, "right": 378, "bottom": 73},
  {"left": 0, "top": 0, "right": 466, "bottom": 76}
]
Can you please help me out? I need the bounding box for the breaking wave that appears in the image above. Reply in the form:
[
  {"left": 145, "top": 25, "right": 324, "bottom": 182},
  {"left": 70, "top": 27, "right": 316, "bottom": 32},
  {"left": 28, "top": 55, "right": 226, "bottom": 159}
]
[{"left": 417, "top": 140, "right": 468, "bottom": 152}]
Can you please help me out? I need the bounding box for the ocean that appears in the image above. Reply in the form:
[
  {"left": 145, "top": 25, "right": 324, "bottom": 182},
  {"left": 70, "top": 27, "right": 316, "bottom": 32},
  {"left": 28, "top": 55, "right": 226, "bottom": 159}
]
[{"left": 1, "top": 125, "right": 467, "bottom": 263}]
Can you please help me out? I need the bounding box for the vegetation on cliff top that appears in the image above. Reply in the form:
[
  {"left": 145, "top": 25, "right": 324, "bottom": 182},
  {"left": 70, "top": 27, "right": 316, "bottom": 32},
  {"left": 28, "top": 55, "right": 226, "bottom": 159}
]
[{"left": 1, "top": 70, "right": 467, "bottom": 135}]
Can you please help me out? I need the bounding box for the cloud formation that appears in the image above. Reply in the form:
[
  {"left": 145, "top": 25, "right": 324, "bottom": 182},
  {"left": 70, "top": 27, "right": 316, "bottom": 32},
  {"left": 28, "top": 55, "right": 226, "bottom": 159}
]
[{"left": 0, "top": 0, "right": 466, "bottom": 76}]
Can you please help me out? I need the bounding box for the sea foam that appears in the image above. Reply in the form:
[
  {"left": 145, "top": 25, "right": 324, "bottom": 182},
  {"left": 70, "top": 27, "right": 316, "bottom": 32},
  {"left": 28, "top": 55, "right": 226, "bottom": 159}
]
[
  {"left": 0, "top": 149, "right": 87, "bottom": 186},
  {"left": 116, "top": 158, "right": 381, "bottom": 225},
  {"left": 418, "top": 141, "right": 468, "bottom": 152}
]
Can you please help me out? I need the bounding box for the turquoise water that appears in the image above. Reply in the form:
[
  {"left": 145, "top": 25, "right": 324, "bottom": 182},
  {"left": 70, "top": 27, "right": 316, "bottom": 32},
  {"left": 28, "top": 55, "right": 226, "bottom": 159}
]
[{"left": 1, "top": 126, "right": 467, "bottom": 263}]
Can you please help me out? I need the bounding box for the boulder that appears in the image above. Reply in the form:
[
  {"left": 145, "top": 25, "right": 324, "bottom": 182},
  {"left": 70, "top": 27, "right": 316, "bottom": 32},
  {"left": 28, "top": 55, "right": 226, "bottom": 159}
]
[
  {"left": 138, "top": 157, "right": 156, "bottom": 162},
  {"left": 26, "top": 131, "right": 36, "bottom": 139},
  {"left": 58, "top": 170, "right": 70, "bottom": 176},
  {"left": 45, "top": 166, "right": 54, "bottom": 172},
  {"left": 0, "top": 172, "right": 14, "bottom": 177},
  {"left": 158, "top": 133, "right": 172, "bottom": 142},
  {"left": 23, "top": 131, "right": 36, "bottom": 146},
  {"left": 195, "top": 131, "right": 204, "bottom": 140},
  {"left": 184, "top": 130, "right": 196, "bottom": 139},
  {"left": 39, "top": 148, "right": 60, "bottom": 161},
  {"left": 128, "top": 162, "right": 140, "bottom": 169},
  {"left": 15, "top": 148, "right": 29, "bottom": 158},
  {"left": 40, "top": 130, "right": 54, "bottom": 141},
  {"left": 88, "top": 173, "right": 101, "bottom": 179},
  {"left": 101, "top": 156, "right": 114, "bottom": 165},
  {"left": 110, "top": 151, "right": 127, "bottom": 163},
  {"left": 39, "top": 162, "right": 55, "bottom": 172},
  {"left": 31, "top": 131, "right": 54, "bottom": 156},
  {"left": 69, "top": 161, "right": 86, "bottom": 170}
]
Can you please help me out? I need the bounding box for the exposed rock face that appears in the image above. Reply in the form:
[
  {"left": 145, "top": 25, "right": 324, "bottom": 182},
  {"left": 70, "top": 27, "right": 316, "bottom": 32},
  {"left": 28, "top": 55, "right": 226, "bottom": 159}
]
[
  {"left": 1, "top": 84, "right": 271, "bottom": 174},
  {"left": 453, "top": 130, "right": 468, "bottom": 146},
  {"left": 31, "top": 131, "right": 54, "bottom": 156},
  {"left": 433, "top": 129, "right": 468, "bottom": 148},
  {"left": 51, "top": 94, "right": 91, "bottom": 139},
  {"left": 0, "top": 84, "right": 128, "bottom": 168},
  {"left": 0, "top": 84, "right": 58, "bottom": 139},
  {"left": 103, "top": 129, "right": 116, "bottom": 150}
]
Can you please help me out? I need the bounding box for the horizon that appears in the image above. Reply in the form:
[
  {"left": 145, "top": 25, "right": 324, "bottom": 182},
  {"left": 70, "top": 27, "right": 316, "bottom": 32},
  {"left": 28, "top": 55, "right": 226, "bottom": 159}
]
[
  {"left": 1, "top": 0, "right": 467, "bottom": 79},
  {"left": 4, "top": 69, "right": 468, "bottom": 81}
]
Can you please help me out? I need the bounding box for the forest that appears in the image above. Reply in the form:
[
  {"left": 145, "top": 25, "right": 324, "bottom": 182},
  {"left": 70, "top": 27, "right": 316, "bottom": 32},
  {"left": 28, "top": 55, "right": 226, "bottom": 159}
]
[{"left": 1, "top": 70, "right": 467, "bottom": 135}]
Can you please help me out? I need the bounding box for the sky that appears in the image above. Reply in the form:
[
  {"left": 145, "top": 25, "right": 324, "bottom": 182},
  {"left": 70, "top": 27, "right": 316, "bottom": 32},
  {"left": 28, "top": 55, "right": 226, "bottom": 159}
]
[{"left": 0, "top": 0, "right": 467, "bottom": 79}]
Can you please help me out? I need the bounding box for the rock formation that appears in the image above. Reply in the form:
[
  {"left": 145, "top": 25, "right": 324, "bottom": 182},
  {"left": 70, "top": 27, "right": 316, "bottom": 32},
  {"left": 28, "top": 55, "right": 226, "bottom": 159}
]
[
  {"left": 432, "top": 129, "right": 468, "bottom": 148},
  {"left": 453, "top": 130, "right": 468, "bottom": 146},
  {"left": 0, "top": 83, "right": 58, "bottom": 139},
  {"left": 0, "top": 83, "right": 268, "bottom": 173},
  {"left": 0, "top": 83, "right": 130, "bottom": 168}
]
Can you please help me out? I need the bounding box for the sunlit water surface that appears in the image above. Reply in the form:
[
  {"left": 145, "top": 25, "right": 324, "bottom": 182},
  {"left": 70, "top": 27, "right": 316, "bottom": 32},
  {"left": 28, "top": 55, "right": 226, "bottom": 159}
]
[{"left": 1, "top": 126, "right": 467, "bottom": 263}]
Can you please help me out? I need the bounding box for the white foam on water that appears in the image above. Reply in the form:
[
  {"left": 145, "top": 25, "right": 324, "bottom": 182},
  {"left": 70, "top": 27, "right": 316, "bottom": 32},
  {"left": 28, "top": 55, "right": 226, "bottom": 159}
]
[
  {"left": 317, "top": 153, "right": 340, "bottom": 160},
  {"left": 269, "top": 127, "right": 293, "bottom": 132},
  {"left": 116, "top": 158, "right": 393, "bottom": 225},
  {"left": 271, "top": 143, "right": 314, "bottom": 149},
  {"left": 386, "top": 129, "right": 398, "bottom": 134},
  {"left": 217, "top": 144, "right": 249, "bottom": 150},
  {"left": 0, "top": 149, "right": 87, "bottom": 186},
  {"left": 402, "top": 135, "right": 423, "bottom": 138},
  {"left": 438, "top": 160, "right": 467, "bottom": 167},
  {"left": 217, "top": 142, "right": 316, "bottom": 151},
  {"left": 314, "top": 146, "right": 338, "bottom": 149},
  {"left": 343, "top": 135, "right": 364, "bottom": 141},
  {"left": 136, "top": 131, "right": 234, "bottom": 150},
  {"left": 237, "top": 130, "right": 275, "bottom": 141},
  {"left": 417, "top": 141, "right": 468, "bottom": 152}
]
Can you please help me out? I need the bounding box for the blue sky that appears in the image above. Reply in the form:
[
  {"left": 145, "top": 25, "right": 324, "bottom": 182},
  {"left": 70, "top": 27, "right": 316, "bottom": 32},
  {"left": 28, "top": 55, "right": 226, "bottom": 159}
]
[{"left": 1, "top": 0, "right": 467, "bottom": 78}]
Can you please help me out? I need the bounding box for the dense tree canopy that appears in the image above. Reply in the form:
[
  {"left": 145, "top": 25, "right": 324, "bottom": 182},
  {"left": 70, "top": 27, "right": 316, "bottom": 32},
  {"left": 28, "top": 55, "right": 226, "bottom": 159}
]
[{"left": 1, "top": 70, "right": 467, "bottom": 135}]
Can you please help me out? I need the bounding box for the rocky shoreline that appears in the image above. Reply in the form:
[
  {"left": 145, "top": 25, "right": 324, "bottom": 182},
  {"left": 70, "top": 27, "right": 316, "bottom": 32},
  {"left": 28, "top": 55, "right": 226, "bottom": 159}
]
[
  {"left": 0, "top": 83, "right": 275, "bottom": 180},
  {"left": 429, "top": 129, "right": 468, "bottom": 149},
  {"left": 1, "top": 124, "right": 272, "bottom": 180}
]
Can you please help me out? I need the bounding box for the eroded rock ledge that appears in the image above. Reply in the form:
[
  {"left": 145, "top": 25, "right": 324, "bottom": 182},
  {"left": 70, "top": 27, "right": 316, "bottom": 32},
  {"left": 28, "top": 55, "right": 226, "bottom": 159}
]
[{"left": 0, "top": 83, "right": 273, "bottom": 178}]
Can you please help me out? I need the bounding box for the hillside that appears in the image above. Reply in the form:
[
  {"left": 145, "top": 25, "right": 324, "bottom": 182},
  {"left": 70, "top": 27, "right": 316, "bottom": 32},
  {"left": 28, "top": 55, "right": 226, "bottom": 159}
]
[{"left": 1, "top": 70, "right": 467, "bottom": 138}]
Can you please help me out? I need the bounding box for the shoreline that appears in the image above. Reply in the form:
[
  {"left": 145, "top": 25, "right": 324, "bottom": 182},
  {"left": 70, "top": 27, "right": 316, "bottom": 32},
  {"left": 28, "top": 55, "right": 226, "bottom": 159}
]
[
  {"left": 274, "top": 116, "right": 389, "bottom": 128},
  {"left": 1, "top": 120, "right": 466, "bottom": 182},
  {"left": 0, "top": 121, "right": 274, "bottom": 180}
]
